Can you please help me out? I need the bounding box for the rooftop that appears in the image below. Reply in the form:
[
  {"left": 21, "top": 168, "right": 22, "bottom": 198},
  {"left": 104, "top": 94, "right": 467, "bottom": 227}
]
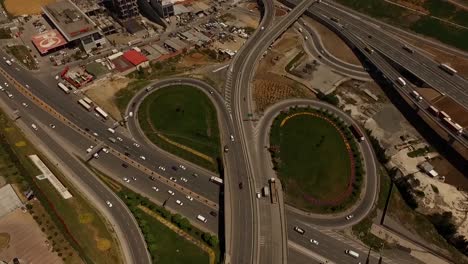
[
  {"left": 123, "top": 50, "right": 148, "bottom": 66},
  {"left": 42, "top": 0, "right": 98, "bottom": 41}
]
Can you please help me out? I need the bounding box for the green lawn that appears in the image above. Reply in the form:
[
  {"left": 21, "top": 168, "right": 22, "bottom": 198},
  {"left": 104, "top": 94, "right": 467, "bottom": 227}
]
[
  {"left": 270, "top": 113, "right": 351, "bottom": 210},
  {"left": 138, "top": 85, "right": 221, "bottom": 172},
  {"left": 6, "top": 45, "right": 37, "bottom": 70},
  {"left": 114, "top": 79, "right": 150, "bottom": 113},
  {"left": 0, "top": 113, "right": 122, "bottom": 264},
  {"left": 136, "top": 209, "right": 209, "bottom": 264}
]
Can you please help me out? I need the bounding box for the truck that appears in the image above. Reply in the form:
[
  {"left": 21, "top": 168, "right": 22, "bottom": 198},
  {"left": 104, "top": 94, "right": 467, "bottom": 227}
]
[
  {"left": 210, "top": 176, "right": 223, "bottom": 185},
  {"left": 57, "top": 82, "right": 71, "bottom": 94},
  {"left": 95, "top": 107, "right": 109, "bottom": 119},
  {"left": 262, "top": 186, "right": 270, "bottom": 197},
  {"left": 438, "top": 111, "right": 450, "bottom": 120},
  {"left": 439, "top": 63, "right": 457, "bottom": 75},
  {"left": 442, "top": 117, "right": 463, "bottom": 135},
  {"left": 349, "top": 125, "right": 365, "bottom": 142},
  {"left": 427, "top": 106, "right": 439, "bottom": 116},
  {"left": 77, "top": 99, "right": 92, "bottom": 111},
  {"left": 269, "top": 178, "right": 277, "bottom": 204},
  {"left": 364, "top": 46, "right": 374, "bottom": 54},
  {"left": 410, "top": 90, "right": 423, "bottom": 101}
]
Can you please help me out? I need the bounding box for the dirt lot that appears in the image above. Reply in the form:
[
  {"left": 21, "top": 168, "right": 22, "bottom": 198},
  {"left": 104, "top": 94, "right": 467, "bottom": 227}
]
[
  {"left": 84, "top": 76, "right": 130, "bottom": 120},
  {"left": 0, "top": 209, "right": 63, "bottom": 264},
  {"left": 432, "top": 96, "right": 468, "bottom": 126},
  {"left": 4, "top": 0, "right": 57, "bottom": 16},
  {"left": 303, "top": 17, "right": 361, "bottom": 65}
]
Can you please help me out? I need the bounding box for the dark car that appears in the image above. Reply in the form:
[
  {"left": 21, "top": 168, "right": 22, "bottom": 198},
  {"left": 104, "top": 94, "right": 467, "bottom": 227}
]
[
  {"left": 124, "top": 152, "right": 130, "bottom": 156},
  {"left": 210, "top": 211, "right": 217, "bottom": 217},
  {"left": 172, "top": 166, "right": 178, "bottom": 171},
  {"left": 238, "top": 182, "right": 243, "bottom": 189},
  {"left": 122, "top": 163, "right": 128, "bottom": 168},
  {"left": 149, "top": 176, "right": 156, "bottom": 181}
]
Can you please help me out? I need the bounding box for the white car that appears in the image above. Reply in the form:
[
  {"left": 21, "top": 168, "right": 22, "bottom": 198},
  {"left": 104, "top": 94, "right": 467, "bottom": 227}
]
[
  {"left": 310, "top": 239, "right": 319, "bottom": 245},
  {"left": 256, "top": 192, "right": 261, "bottom": 199},
  {"left": 4, "top": 82, "right": 8, "bottom": 87},
  {"left": 7, "top": 93, "right": 13, "bottom": 98},
  {"left": 123, "top": 177, "right": 130, "bottom": 183},
  {"left": 179, "top": 164, "right": 186, "bottom": 170},
  {"left": 170, "top": 177, "right": 177, "bottom": 182},
  {"left": 158, "top": 166, "right": 166, "bottom": 171},
  {"left": 49, "top": 124, "right": 55, "bottom": 129},
  {"left": 102, "top": 148, "right": 109, "bottom": 154},
  {"left": 93, "top": 153, "right": 99, "bottom": 159},
  {"left": 180, "top": 177, "right": 188, "bottom": 183},
  {"left": 152, "top": 186, "right": 159, "bottom": 191},
  {"left": 345, "top": 214, "right": 354, "bottom": 220},
  {"left": 186, "top": 195, "right": 193, "bottom": 201},
  {"left": 133, "top": 142, "right": 140, "bottom": 148},
  {"left": 168, "top": 190, "right": 175, "bottom": 196},
  {"left": 117, "top": 137, "right": 123, "bottom": 142},
  {"left": 260, "top": 26, "right": 265, "bottom": 30},
  {"left": 55, "top": 75, "right": 59, "bottom": 80},
  {"left": 22, "top": 102, "right": 28, "bottom": 107},
  {"left": 175, "top": 200, "right": 183, "bottom": 206},
  {"left": 106, "top": 201, "right": 113, "bottom": 207},
  {"left": 93, "top": 132, "right": 99, "bottom": 137},
  {"left": 230, "top": 135, "right": 234, "bottom": 141},
  {"left": 139, "top": 155, "right": 146, "bottom": 160},
  {"left": 131, "top": 176, "right": 137, "bottom": 181}
]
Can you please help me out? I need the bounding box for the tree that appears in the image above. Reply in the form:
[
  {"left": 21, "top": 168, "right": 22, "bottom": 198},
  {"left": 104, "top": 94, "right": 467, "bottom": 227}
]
[
  {"left": 171, "top": 214, "right": 182, "bottom": 225},
  {"left": 208, "top": 235, "right": 219, "bottom": 247},
  {"left": 178, "top": 217, "right": 191, "bottom": 231}
]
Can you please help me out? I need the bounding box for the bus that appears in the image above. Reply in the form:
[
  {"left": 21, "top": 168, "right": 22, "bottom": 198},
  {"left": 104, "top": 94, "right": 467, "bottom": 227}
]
[
  {"left": 57, "top": 82, "right": 70, "bottom": 94},
  {"left": 77, "top": 99, "right": 92, "bottom": 111},
  {"left": 210, "top": 176, "right": 223, "bottom": 185},
  {"left": 439, "top": 63, "right": 457, "bottom": 75},
  {"left": 349, "top": 125, "right": 365, "bottom": 142},
  {"left": 269, "top": 178, "right": 277, "bottom": 204},
  {"left": 396, "top": 77, "right": 406, "bottom": 87},
  {"left": 83, "top": 96, "right": 94, "bottom": 106},
  {"left": 95, "top": 107, "right": 109, "bottom": 119}
]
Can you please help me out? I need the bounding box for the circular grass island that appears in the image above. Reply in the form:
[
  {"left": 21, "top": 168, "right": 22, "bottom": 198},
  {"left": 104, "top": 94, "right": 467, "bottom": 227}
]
[
  {"left": 137, "top": 85, "right": 221, "bottom": 172},
  {"left": 269, "top": 107, "right": 364, "bottom": 213}
]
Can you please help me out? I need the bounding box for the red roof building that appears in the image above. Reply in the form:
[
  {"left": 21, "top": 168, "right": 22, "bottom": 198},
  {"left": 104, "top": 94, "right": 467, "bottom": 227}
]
[{"left": 122, "top": 50, "right": 149, "bottom": 67}]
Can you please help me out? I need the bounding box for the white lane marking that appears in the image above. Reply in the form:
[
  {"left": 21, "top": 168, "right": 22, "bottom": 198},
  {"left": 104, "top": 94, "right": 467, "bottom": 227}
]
[{"left": 213, "top": 64, "right": 229, "bottom": 72}]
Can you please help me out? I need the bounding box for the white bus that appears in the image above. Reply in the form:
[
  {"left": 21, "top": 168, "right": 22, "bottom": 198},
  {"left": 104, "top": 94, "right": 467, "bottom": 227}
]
[
  {"left": 83, "top": 96, "right": 94, "bottom": 106},
  {"left": 77, "top": 99, "right": 92, "bottom": 111},
  {"left": 95, "top": 107, "right": 109, "bottom": 119},
  {"left": 58, "top": 82, "right": 71, "bottom": 94},
  {"left": 396, "top": 77, "right": 406, "bottom": 86},
  {"left": 210, "top": 176, "right": 223, "bottom": 185},
  {"left": 439, "top": 63, "right": 457, "bottom": 75}
]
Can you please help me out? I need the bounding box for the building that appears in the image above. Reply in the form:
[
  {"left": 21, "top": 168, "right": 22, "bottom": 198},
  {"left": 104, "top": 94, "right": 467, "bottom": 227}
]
[
  {"left": 150, "top": 0, "right": 174, "bottom": 18},
  {"left": 418, "top": 161, "right": 439, "bottom": 178},
  {"left": 123, "top": 49, "right": 149, "bottom": 69},
  {"left": 42, "top": 0, "right": 106, "bottom": 53},
  {"left": 112, "top": 0, "right": 139, "bottom": 20},
  {"left": 0, "top": 184, "right": 23, "bottom": 218}
]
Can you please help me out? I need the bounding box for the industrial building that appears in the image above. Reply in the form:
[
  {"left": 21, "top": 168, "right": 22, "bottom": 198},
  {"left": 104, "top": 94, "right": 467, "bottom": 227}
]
[
  {"left": 112, "top": 0, "right": 139, "bottom": 20},
  {"left": 150, "top": 0, "right": 174, "bottom": 18},
  {"left": 42, "top": 0, "right": 106, "bottom": 53}
]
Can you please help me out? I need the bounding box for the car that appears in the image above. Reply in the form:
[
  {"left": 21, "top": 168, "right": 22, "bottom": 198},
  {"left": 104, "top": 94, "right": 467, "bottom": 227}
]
[
  {"left": 238, "top": 182, "right": 243, "bottom": 189},
  {"left": 124, "top": 152, "right": 130, "bottom": 156},
  {"left": 345, "top": 214, "right": 354, "bottom": 220},
  {"left": 129, "top": 111, "right": 133, "bottom": 117},
  {"left": 179, "top": 164, "right": 186, "bottom": 170},
  {"left": 123, "top": 177, "right": 130, "bottom": 183},
  {"left": 21, "top": 102, "right": 28, "bottom": 107},
  {"left": 93, "top": 153, "right": 99, "bottom": 159},
  {"left": 170, "top": 177, "right": 177, "bottom": 182},
  {"left": 224, "top": 145, "right": 229, "bottom": 152},
  {"left": 55, "top": 75, "right": 59, "bottom": 80},
  {"left": 131, "top": 176, "right": 137, "bottom": 181},
  {"left": 158, "top": 165, "right": 166, "bottom": 171},
  {"left": 186, "top": 195, "right": 193, "bottom": 201},
  {"left": 180, "top": 177, "right": 188, "bottom": 183},
  {"left": 102, "top": 148, "right": 109, "bottom": 154},
  {"left": 122, "top": 163, "right": 128, "bottom": 168},
  {"left": 168, "top": 190, "right": 175, "bottom": 196},
  {"left": 293, "top": 226, "right": 305, "bottom": 235},
  {"left": 0, "top": 86, "right": 3, "bottom": 91},
  {"left": 152, "top": 186, "right": 159, "bottom": 191},
  {"left": 256, "top": 192, "right": 261, "bottom": 198},
  {"left": 209, "top": 211, "right": 217, "bottom": 217},
  {"left": 209, "top": 90, "right": 214, "bottom": 95},
  {"left": 31, "top": 123, "right": 38, "bottom": 131},
  {"left": 4, "top": 82, "right": 8, "bottom": 87},
  {"left": 133, "top": 142, "right": 140, "bottom": 148},
  {"left": 49, "top": 124, "right": 55, "bottom": 129},
  {"left": 310, "top": 239, "right": 319, "bottom": 245},
  {"left": 149, "top": 176, "right": 156, "bottom": 181},
  {"left": 7, "top": 93, "right": 13, "bottom": 98},
  {"left": 230, "top": 135, "right": 234, "bottom": 141},
  {"left": 106, "top": 201, "right": 113, "bottom": 207},
  {"left": 139, "top": 155, "right": 146, "bottom": 160},
  {"left": 175, "top": 200, "right": 183, "bottom": 206},
  {"left": 93, "top": 132, "right": 98, "bottom": 137},
  {"left": 260, "top": 26, "right": 265, "bottom": 30},
  {"left": 117, "top": 137, "right": 123, "bottom": 142},
  {"left": 171, "top": 166, "right": 178, "bottom": 171}
]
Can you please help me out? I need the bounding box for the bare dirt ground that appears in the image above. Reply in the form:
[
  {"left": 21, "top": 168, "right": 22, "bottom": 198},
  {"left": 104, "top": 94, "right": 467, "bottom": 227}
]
[
  {"left": 226, "top": 9, "right": 259, "bottom": 29},
  {"left": 302, "top": 17, "right": 361, "bottom": 65},
  {"left": 432, "top": 97, "right": 468, "bottom": 126},
  {"left": 4, "top": 0, "right": 57, "bottom": 16},
  {"left": 84, "top": 76, "right": 130, "bottom": 120},
  {"left": 0, "top": 209, "right": 63, "bottom": 264},
  {"left": 179, "top": 52, "right": 215, "bottom": 67}
]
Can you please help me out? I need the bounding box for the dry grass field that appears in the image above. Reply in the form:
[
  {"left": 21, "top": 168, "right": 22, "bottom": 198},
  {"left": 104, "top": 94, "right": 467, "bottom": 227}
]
[{"left": 4, "top": 0, "right": 57, "bottom": 16}]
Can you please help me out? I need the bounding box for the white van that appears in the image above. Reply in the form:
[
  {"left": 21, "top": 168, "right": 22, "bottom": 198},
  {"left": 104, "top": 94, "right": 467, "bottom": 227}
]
[
  {"left": 197, "top": 215, "right": 207, "bottom": 223},
  {"left": 31, "top": 124, "right": 38, "bottom": 131},
  {"left": 107, "top": 128, "right": 115, "bottom": 134},
  {"left": 345, "top": 249, "right": 359, "bottom": 258}
]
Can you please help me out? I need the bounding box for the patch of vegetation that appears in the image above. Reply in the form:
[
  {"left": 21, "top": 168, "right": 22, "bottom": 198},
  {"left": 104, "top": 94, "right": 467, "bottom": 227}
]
[
  {"left": 352, "top": 209, "right": 386, "bottom": 250},
  {"left": 366, "top": 129, "right": 389, "bottom": 163},
  {"left": 285, "top": 51, "right": 305, "bottom": 72},
  {"left": 429, "top": 212, "right": 468, "bottom": 256},
  {"left": 269, "top": 107, "right": 363, "bottom": 213},
  {"left": 316, "top": 92, "right": 339, "bottom": 106},
  {"left": 114, "top": 79, "right": 150, "bottom": 113},
  {"left": 0, "top": 28, "right": 11, "bottom": 39},
  {"left": 6, "top": 45, "right": 37, "bottom": 70},
  {"left": 0, "top": 113, "right": 122, "bottom": 264},
  {"left": 138, "top": 85, "right": 221, "bottom": 172},
  {"left": 407, "top": 145, "right": 434, "bottom": 158},
  {"left": 431, "top": 184, "right": 439, "bottom": 194}
]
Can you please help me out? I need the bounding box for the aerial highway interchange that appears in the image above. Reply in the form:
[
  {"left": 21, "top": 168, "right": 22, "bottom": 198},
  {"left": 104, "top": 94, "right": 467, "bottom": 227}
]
[{"left": 0, "top": 0, "right": 466, "bottom": 264}]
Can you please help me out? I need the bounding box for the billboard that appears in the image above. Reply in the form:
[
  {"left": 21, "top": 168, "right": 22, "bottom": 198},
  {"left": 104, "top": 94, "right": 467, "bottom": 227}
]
[{"left": 31, "top": 29, "right": 67, "bottom": 54}]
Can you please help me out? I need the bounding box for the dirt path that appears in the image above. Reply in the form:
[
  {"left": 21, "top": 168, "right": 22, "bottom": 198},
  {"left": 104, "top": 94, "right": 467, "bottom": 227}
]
[{"left": 4, "top": 0, "right": 57, "bottom": 16}]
